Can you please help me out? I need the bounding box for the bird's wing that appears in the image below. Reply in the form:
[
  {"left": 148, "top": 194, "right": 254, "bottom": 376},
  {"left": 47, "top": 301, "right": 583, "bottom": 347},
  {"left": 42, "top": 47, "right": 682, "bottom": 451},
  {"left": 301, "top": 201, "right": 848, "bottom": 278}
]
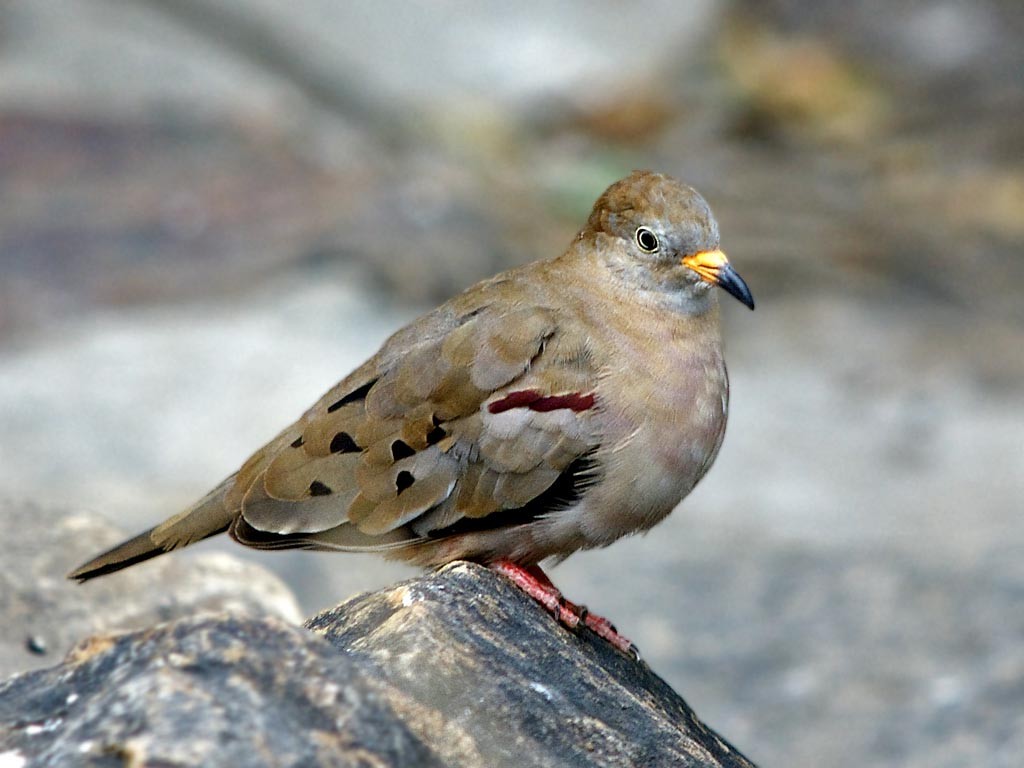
[{"left": 226, "top": 295, "right": 603, "bottom": 553}]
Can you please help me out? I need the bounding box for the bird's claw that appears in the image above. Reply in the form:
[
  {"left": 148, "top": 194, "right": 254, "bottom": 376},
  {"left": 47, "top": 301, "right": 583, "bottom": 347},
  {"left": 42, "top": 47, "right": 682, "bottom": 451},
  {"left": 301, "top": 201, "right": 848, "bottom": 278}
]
[{"left": 488, "top": 560, "right": 640, "bottom": 659}]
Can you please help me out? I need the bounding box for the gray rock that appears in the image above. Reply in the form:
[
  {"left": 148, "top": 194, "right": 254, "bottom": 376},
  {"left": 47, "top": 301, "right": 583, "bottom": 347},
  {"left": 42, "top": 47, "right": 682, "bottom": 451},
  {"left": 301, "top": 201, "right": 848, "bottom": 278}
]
[
  {"left": 0, "top": 501, "right": 301, "bottom": 681},
  {"left": 0, "top": 615, "right": 445, "bottom": 768},
  {"left": 308, "top": 562, "right": 753, "bottom": 767},
  {"left": 0, "top": 562, "right": 755, "bottom": 768}
]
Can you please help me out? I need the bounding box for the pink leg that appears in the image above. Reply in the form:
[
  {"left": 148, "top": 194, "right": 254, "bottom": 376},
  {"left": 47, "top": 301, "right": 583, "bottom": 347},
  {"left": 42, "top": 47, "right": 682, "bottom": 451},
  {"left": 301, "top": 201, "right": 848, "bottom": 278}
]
[{"left": 489, "top": 560, "right": 639, "bottom": 658}]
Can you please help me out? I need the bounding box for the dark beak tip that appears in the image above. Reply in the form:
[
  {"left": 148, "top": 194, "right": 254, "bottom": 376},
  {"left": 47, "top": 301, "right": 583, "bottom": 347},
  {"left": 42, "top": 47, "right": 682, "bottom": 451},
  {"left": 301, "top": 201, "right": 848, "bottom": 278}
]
[
  {"left": 717, "top": 264, "right": 755, "bottom": 311},
  {"left": 733, "top": 289, "right": 755, "bottom": 311}
]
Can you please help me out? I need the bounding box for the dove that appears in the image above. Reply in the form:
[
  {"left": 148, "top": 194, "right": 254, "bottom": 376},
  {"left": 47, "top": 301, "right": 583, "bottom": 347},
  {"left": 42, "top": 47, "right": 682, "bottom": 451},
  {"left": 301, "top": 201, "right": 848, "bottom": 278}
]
[{"left": 70, "top": 170, "right": 754, "bottom": 655}]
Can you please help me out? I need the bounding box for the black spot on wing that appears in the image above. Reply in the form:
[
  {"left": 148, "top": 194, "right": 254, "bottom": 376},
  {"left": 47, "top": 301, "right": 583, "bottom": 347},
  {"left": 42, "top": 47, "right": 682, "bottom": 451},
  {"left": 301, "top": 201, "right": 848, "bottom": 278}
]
[
  {"left": 391, "top": 440, "right": 416, "bottom": 461},
  {"left": 395, "top": 471, "right": 414, "bottom": 495},
  {"left": 309, "top": 480, "right": 333, "bottom": 497},
  {"left": 327, "top": 379, "right": 377, "bottom": 414},
  {"left": 330, "top": 432, "right": 360, "bottom": 454}
]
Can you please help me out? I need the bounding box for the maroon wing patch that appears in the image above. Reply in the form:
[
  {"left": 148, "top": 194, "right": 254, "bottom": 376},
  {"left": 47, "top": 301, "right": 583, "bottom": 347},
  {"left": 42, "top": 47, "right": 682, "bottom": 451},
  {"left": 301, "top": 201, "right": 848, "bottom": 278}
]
[{"left": 488, "top": 389, "right": 596, "bottom": 415}]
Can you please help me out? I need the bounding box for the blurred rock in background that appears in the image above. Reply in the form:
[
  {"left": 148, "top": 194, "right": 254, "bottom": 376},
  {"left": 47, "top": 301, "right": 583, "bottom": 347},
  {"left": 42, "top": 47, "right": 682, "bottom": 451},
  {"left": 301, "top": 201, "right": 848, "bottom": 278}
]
[
  {"left": 0, "top": 500, "right": 301, "bottom": 681},
  {"left": 0, "top": 1, "right": 1021, "bottom": 766}
]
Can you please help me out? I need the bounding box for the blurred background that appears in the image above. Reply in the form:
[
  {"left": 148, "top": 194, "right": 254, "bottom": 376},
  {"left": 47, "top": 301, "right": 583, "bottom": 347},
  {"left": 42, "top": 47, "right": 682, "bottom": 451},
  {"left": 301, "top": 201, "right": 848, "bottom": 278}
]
[{"left": 1, "top": 1, "right": 1022, "bottom": 765}]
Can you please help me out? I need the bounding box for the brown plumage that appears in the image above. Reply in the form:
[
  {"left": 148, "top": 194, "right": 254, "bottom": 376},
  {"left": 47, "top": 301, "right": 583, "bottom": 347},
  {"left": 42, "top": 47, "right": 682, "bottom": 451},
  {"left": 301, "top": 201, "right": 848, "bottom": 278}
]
[{"left": 69, "top": 171, "right": 753, "bottom": 651}]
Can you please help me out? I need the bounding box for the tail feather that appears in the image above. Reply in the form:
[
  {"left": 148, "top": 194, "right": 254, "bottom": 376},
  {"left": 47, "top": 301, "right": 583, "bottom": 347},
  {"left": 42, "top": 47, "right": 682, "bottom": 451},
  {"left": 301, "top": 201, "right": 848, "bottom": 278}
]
[{"left": 68, "top": 476, "right": 235, "bottom": 583}]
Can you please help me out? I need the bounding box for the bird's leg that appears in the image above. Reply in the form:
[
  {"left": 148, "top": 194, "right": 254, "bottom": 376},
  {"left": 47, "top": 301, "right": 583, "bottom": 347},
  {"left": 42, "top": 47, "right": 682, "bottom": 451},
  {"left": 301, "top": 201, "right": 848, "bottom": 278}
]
[
  {"left": 488, "top": 559, "right": 639, "bottom": 658},
  {"left": 488, "top": 559, "right": 581, "bottom": 629}
]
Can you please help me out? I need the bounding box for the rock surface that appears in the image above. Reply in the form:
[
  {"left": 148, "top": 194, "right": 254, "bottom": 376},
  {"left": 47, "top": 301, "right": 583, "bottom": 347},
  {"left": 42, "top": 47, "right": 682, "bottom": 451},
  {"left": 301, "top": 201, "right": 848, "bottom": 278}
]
[
  {"left": 0, "top": 562, "right": 755, "bottom": 768},
  {"left": 0, "top": 501, "right": 301, "bottom": 681}
]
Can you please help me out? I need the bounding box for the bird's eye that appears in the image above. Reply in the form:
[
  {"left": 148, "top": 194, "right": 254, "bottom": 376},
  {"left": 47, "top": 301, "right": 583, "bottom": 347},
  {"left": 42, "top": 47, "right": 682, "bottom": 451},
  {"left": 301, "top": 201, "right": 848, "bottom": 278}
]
[{"left": 635, "top": 227, "right": 659, "bottom": 253}]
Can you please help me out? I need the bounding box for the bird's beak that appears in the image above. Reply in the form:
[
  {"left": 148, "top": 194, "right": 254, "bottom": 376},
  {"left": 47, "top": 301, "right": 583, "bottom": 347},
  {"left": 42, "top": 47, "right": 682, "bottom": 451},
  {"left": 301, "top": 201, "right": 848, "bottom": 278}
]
[{"left": 682, "top": 249, "right": 755, "bottom": 310}]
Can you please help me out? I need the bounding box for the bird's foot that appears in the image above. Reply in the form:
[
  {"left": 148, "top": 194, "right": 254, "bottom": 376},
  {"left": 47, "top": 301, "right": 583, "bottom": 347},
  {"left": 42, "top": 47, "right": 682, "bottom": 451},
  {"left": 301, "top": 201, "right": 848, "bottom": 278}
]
[
  {"left": 488, "top": 560, "right": 639, "bottom": 659},
  {"left": 577, "top": 608, "right": 640, "bottom": 660},
  {"left": 488, "top": 559, "right": 581, "bottom": 629}
]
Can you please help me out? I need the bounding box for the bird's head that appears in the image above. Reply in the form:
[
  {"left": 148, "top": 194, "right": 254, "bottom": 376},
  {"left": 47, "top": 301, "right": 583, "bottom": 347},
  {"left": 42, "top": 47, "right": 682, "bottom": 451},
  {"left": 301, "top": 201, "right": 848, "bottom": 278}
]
[{"left": 586, "top": 171, "right": 754, "bottom": 311}]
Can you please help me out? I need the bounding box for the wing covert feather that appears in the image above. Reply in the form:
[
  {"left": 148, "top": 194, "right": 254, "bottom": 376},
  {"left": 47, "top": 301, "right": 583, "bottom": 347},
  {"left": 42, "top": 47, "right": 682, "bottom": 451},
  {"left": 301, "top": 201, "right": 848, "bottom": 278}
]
[{"left": 230, "top": 298, "right": 601, "bottom": 548}]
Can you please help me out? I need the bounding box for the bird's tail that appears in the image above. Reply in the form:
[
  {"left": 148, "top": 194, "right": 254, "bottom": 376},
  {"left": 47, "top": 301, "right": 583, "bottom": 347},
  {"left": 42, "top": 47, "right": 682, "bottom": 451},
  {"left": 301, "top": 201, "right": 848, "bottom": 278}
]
[{"left": 67, "top": 476, "right": 236, "bottom": 582}]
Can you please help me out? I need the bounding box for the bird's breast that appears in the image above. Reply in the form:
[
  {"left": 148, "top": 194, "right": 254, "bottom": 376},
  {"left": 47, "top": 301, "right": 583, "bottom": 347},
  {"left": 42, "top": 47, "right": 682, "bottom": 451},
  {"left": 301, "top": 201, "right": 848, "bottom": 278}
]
[
  {"left": 577, "top": 327, "right": 729, "bottom": 545},
  {"left": 620, "top": 335, "right": 727, "bottom": 471}
]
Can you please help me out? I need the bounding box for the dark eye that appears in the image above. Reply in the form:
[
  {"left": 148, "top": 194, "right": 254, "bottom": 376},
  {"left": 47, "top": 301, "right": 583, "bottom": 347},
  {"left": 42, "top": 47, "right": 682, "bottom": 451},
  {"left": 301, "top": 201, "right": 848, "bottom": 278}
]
[{"left": 635, "top": 227, "right": 659, "bottom": 253}]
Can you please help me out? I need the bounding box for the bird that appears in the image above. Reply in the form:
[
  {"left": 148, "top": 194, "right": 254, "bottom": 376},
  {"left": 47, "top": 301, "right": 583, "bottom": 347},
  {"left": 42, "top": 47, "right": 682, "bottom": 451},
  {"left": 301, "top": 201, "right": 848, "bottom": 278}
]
[{"left": 69, "top": 170, "right": 754, "bottom": 655}]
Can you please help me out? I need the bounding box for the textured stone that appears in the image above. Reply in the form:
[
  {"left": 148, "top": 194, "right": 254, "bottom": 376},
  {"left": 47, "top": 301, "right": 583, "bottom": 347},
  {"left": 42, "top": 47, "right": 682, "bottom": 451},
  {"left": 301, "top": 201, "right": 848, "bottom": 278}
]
[
  {"left": 0, "top": 616, "right": 444, "bottom": 768},
  {"left": 0, "top": 562, "right": 754, "bottom": 768},
  {"left": 308, "top": 563, "right": 753, "bottom": 767}
]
